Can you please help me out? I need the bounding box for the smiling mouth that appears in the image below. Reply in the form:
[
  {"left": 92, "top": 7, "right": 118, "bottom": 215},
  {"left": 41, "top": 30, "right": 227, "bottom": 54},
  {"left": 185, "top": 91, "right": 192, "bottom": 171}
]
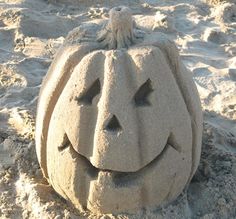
[{"left": 58, "top": 133, "right": 182, "bottom": 187}]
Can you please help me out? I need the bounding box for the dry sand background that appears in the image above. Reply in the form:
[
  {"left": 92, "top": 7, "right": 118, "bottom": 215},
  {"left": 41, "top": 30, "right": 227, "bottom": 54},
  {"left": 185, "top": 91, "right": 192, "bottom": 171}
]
[{"left": 0, "top": 0, "right": 236, "bottom": 218}]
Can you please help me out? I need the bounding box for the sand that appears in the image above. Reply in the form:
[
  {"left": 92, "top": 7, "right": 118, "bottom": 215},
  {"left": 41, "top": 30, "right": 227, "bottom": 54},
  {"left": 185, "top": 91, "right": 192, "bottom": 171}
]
[{"left": 0, "top": 0, "right": 236, "bottom": 218}]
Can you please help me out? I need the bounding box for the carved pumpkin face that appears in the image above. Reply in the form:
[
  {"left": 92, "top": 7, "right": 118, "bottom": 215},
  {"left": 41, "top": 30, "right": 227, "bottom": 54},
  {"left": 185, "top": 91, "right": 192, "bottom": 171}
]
[{"left": 36, "top": 7, "right": 202, "bottom": 214}]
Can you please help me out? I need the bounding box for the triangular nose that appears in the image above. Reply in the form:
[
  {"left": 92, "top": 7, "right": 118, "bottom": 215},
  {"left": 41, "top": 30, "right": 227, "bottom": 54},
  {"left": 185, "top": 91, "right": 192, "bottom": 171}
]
[{"left": 105, "top": 115, "right": 122, "bottom": 132}]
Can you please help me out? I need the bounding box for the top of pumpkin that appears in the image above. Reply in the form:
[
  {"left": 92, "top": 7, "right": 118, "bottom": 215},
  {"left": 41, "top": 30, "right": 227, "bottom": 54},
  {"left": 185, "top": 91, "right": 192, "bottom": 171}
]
[
  {"left": 97, "top": 6, "right": 136, "bottom": 49},
  {"left": 65, "top": 6, "right": 144, "bottom": 49}
]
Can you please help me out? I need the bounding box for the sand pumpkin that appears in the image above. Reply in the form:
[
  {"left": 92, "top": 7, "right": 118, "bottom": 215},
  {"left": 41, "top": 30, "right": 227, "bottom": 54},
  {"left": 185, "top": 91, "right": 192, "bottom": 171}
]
[{"left": 35, "top": 6, "right": 203, "bottom": 214}]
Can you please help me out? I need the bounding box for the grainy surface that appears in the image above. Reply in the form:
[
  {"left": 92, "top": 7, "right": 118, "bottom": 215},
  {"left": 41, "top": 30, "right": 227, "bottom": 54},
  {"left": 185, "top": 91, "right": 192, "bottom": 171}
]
[{"left": 0, "top": 0, "right": 236, "bottom": 218}]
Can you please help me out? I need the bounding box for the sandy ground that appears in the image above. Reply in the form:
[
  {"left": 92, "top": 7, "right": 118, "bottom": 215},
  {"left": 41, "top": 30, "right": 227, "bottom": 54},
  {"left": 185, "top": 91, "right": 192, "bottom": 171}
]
[{"left": 0, "top": 0, "right": 236, "bottom": 218}]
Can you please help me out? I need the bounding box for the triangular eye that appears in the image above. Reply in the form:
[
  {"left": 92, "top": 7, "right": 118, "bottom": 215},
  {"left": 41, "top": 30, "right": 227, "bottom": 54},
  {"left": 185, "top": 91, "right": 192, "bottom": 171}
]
[
  {"left": 134, "top": 79, "right": 153, "bottom": 107},
  {"left": 75, "top": 79, "right": 101, "bottom": 105}
]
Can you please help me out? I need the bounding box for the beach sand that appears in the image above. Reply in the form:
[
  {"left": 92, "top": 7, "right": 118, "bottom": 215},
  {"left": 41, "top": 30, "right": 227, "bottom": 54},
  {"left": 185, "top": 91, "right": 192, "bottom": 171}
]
[{"left": 0, "top": 0, "right": 236, "bottom": 218}]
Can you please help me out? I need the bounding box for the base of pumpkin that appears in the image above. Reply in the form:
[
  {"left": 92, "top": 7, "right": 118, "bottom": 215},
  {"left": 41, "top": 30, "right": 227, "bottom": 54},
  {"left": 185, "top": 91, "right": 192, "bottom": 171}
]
[{"left": 53, "top": 139, "right": 191, "bottom": 214}]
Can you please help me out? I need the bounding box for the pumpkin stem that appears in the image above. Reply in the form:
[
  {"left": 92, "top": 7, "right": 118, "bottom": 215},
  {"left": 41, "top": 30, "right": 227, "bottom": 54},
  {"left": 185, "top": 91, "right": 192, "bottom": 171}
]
[{"left": 97, "top": 6, "right": 136, "bottom": 49}]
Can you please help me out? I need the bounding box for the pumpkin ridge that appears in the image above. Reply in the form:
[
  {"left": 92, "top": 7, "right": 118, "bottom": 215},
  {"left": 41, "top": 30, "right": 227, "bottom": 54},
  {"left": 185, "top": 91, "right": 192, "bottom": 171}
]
[
  {"left": 36, "top": 45, "right": 100, "bottom": 178},
  {"left": 63, "top": 50, "right": 106, "bottom": 162},
  {"left": 125, "top": 52, "right": 146, "bottom": 167},
  {"left": 127, "top": 46, "right": 189, "bottom": 170},
  {"left": 151, "top": 41, "right": 202, "bottom": 183},
  {"left": 126, "top": 52, "right": 146, "bottom": 168}
]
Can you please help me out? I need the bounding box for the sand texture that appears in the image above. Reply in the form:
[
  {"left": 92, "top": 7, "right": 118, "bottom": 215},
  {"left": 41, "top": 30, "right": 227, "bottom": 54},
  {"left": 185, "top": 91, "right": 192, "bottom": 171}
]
[
  {"left": 35, "top": 6, "right": 202, "bottom": 213},
  {"left": 0, "top": 0, "right": 236, "bottom": 218}
]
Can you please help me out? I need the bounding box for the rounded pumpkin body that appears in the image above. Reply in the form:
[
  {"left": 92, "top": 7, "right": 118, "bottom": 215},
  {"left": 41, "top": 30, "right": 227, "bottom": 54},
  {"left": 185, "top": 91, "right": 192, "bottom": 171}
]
[{"left": 36, "top": 7, "right": 202, "bottom": 214}]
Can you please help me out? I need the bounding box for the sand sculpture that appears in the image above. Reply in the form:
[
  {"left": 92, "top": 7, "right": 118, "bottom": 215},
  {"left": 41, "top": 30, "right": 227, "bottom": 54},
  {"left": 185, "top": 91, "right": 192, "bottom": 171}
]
[{"left": 35, "top": 6, "right": 203, "bottom": 214}]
